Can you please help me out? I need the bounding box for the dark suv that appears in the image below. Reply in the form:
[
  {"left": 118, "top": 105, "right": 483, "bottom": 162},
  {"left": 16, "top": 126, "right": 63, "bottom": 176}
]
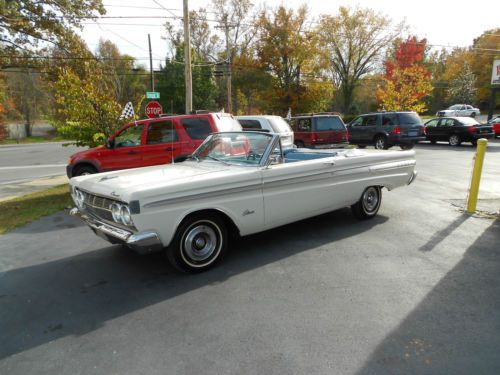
[
  {"left": 347, "top": 111, "right": 426, "bottom": 150},
  {"left": 288, "top": 113, "right": 348, "bottom": 148}
]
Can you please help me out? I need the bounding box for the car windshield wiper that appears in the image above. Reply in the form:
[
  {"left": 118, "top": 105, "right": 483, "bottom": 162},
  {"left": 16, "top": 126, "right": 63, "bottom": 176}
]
[
  {"left": 186, "top": 154, "right": 199, "bottom": 162},
  {"left": 204, "top": 155, "right": 231, "bottom": 165}
]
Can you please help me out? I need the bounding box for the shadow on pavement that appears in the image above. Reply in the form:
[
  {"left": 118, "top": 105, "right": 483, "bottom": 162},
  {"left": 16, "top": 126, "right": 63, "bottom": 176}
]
[
  {"left": 418, "top": 213, "right": 470, "bottom": 252},
  {"left": 0, "top": 208, "right": 387, "bottom": 360},
  {"left": 356, "top": 219, "right": 500, "bottom": 374}
]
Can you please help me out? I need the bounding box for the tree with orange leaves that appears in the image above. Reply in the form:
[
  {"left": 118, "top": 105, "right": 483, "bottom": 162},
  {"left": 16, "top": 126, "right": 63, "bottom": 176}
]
[{"left": 377, "top": 37, "right": 432, "bottom": 113}]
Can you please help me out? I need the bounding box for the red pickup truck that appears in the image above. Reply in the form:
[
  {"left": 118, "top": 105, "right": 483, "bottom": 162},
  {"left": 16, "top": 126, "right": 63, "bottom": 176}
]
[{"left": 66, "top": 112, "right": 242, "bottom": 177}]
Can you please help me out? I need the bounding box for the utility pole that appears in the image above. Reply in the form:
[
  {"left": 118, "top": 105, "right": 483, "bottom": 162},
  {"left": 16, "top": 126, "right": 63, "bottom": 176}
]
[
  {"left": 183, "top": 0, "right": 193, "bottom": 114},
  {"left": 148, "top": 34, "right": 154, "bottom": 91},
  {"left": 223, "top": 15, "right": 232, "bottom": 113}
]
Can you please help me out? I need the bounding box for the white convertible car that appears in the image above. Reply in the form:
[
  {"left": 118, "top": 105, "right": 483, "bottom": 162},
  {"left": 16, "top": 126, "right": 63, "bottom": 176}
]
[{"left": 70, "top": 131, "right": 417, "bottom": 272}]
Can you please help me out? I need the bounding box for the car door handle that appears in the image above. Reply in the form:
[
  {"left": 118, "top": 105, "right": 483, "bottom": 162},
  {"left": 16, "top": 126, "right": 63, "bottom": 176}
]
[
  {"left": 128, "top": 150, "right": 138, "bottom": 155},
  {"left": 323, "top": 161, "right": 336, "bottom": 166},
  {"left": 165, "top": 147, "right": 176, "bottom": 151}
]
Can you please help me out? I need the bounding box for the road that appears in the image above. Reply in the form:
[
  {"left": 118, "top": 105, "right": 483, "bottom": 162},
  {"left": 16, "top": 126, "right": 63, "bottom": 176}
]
[
  {"left": 0, "top": 142, "right": 82, "bottom": 184},
  {"left": 0, "top": 141, "right": 499, "bottom": 374}
]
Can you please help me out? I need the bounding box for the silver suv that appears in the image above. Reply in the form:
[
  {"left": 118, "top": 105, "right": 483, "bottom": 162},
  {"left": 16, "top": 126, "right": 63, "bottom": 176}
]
[{"left": 236, "top": 115, "right": 294, "bottom": 149}]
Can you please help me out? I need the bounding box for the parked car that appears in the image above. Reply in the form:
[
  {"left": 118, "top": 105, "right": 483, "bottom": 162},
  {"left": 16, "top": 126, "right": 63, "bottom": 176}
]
[
  {"left": 66, "top": 112, "right": 242, "bottom": 177},
  {"left": 287, "top": 113, "right": 348, "bottom": 148},
  {"left": 236, "top": 115, "right": 294, "bottom": 148},
  {"left": 436, "top": 104, "right": 480, "bottom": 118},
  {"left": 487, "top": 115, "right": 500, "bottom": 137},
  {"left": 70, "top": 131, "right": 417, "bottom": 273},
  {"left": 424, "top": 117, "right": 494, "bottom": 146},
  {"left": 347, "top": 111, "right": 425, "bottom": 150}
]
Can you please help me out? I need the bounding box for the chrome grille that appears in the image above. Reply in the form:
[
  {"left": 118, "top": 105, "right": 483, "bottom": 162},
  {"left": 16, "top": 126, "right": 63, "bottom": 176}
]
[{"left": 82, "top": 192, "right": 117, "bottom": 222}]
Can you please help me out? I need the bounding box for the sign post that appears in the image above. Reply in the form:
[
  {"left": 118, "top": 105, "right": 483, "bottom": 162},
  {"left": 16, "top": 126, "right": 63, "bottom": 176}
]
[{"left": 145, "top": 101, "right": 163, "bottom": 118}]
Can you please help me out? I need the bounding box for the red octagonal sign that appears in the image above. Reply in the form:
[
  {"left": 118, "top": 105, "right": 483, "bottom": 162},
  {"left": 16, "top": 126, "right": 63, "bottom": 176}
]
[{"left": 145, "top": 100, "right": 163, "bottom": 118}]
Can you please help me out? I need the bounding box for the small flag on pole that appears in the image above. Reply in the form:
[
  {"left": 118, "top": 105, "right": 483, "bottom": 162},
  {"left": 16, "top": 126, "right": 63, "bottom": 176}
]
[
  {"left": 119, "top": 102, "right": 135, "bottom": 120},
  {"left": 286, "top": 107, "right": 292, "bottom": 120}
]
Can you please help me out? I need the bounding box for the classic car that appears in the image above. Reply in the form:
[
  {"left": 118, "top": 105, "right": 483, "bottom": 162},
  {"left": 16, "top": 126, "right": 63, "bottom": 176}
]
[{"left": 70, "top": 131, "right": 417, "bottom": 273}]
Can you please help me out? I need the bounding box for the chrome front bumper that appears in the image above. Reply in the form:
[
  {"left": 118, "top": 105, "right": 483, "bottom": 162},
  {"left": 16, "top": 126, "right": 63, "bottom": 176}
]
[
  {"left": 70, "top": 208, "right": 163, "bottom": 254},
  {"left": 408, "top": 170, "right": 418, "bottom": 185}
]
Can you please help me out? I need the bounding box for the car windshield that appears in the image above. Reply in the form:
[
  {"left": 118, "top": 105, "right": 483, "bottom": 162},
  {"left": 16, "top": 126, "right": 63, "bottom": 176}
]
[
  {"left": 449, "top": 105, "right": 461, "bottom": 110},
  {"left": 194, "top": 132, "right": 273, "bottom": 166}
]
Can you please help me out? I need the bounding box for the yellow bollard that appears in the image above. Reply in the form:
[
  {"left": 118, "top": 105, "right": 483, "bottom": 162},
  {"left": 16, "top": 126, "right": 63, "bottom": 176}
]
[{"left": 466, "top": 138, "right": 488, "bottom": 213}]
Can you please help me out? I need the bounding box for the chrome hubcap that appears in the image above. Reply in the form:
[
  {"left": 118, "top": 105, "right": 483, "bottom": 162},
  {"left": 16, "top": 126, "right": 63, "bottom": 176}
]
[
  {"left": 450, "top": 135, "right": 459, "bottom": 145},
  {"left": 183, "top": 224, "right": 217, "bottom": 262},
  {"left": 363, "top": 187, "right": 379, "bottom": 212}
]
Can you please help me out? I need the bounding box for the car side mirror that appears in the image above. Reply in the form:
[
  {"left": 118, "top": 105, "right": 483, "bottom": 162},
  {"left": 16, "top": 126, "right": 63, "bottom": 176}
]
[{"left": 106, "top": 139, "right": 114, "bottom": 149}]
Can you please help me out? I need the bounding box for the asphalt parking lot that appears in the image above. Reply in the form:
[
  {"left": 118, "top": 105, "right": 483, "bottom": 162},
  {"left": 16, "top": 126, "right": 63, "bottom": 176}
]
[{"left": 1, "top": 140, "right": 499, "bottom": 374}]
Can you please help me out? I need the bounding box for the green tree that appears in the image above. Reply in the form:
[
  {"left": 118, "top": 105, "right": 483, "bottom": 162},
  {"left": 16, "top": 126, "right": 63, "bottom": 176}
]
[
  {"left": 0, "top": 0, "right": 105, "bottom": 61},
  {"left": 255, "top": 6, "right": 328, "bottom": 113},
  {"left": 96, "top": 39, "right": 147, "bottom": 105},
  {"left": 317, "top": 6, "right": 402, "bottom": 113},
  {"left": 48, "top": 61, "right": 123, "bottom": 147},
  {"left": 156, "top": 46, "right": 218, "bottom": 114}
]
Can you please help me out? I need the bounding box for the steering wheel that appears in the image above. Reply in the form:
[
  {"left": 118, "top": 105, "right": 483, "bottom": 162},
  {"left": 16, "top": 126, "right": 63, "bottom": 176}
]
[{"left": 246, "top": 150, "right": 259, "bottom": 161}]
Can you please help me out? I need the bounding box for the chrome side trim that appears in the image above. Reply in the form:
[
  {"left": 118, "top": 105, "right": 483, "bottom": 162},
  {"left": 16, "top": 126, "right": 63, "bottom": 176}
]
[{"left": 143, "top": 182, "right": 263, "bottom": 208}]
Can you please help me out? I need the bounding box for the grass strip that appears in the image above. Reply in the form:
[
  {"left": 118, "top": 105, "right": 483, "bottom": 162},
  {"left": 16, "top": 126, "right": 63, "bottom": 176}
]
[{"left": 0, "top": 185, "right": 73, "bottom": 235}]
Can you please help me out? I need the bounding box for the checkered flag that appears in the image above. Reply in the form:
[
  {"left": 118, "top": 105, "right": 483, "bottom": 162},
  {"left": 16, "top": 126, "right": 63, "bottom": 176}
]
[{"left": 119, "top": 102, "right": 135, "bottom": 120}]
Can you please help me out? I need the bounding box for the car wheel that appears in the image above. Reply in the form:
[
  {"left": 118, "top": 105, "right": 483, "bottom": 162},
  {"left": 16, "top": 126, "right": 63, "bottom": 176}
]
[
  {"left": 471, "top": 112, "right": 476, "bottom": 118},
  {"left": 294, "top": 140, "right": 305, "bottom": 148},
  {"left": 471, "top": 139, "right": 478, "bottom": 147},
  {"left": 448, "top": 134, "right": 461, "bottom": 146},
  {"left": 400, "top": 143, "right": 414, "bottom": 150},
  {"left": 167, "top": 213, "right": 228, "bottom": 273},
  {"left": 351, "top": 186, "right": 382, "bottom": 220},
  {"left": 74, "top": 165, "right": 97, "bottom": 176},
  {"left": 374, "top": 135, "right": 388, "bottom": 150}
]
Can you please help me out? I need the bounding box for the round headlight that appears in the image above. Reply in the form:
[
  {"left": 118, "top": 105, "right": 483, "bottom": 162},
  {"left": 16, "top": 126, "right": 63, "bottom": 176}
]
[
  {"left": 110, "top": 203, "right": 122, "bottom": 223},
  {"left": 75, "top": 190, "right": 85, "bottom": 209},
  {"left": 120, "top": 205, "right": 133, "bottom": 226}
]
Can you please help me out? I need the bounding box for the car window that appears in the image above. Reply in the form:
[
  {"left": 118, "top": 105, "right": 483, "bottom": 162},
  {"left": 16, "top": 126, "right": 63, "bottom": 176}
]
[
  {"left": 398, "top": 112, "right": 423, "bottom": 125},
  {"left": 238, "top": 119, "right": 262, "bottom": 130},
  {"left": 146, "top": 120, "right": 178, "bottom": 145},
  {"left": 382, "top": 113, "right": 397, "bottom": 125},
  {"left": 425, "top": 119, "right": 439, "bottom": 127},
  {"left": 297, "top": 118, "right": 311, "bottom": 131},
  {"left": 363, "top": 115, "right": 378, "bottom": 126},
  {"left": 313, "top": 117, "right": 345, "bottom": 131},
  {"left": 466, "top": 105, "right": 472, "bottom": 110},
  {"left": 181, "top": 117, "right": 212, "bottom": 139},
  {"left": 114, "top": 124, "right": 144, "bottom": 148},
  {"left": 350, "top": 117, "right": 363, "bottom": 126},
  {"left": 449, "top": 105, "right": 460, "bottom": 110},
  {"left": 439, "top": 119, "right": 455, "bottom": 127}
]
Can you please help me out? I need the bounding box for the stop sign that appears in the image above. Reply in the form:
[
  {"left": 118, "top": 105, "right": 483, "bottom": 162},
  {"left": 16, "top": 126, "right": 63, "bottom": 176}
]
[{"left": 145, "top": 101, "right": 163, "bottom": 118}]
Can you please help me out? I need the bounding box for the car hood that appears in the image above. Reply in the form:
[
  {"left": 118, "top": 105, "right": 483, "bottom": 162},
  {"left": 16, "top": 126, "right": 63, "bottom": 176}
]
[{"left": 71, "top": 161, "right": 258, "bottom": 203}]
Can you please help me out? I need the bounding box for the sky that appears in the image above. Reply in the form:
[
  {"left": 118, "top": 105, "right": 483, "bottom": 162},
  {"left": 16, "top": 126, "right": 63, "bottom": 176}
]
[{"left": 79, "top": 0, "right": 500, "bottom": 70}]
